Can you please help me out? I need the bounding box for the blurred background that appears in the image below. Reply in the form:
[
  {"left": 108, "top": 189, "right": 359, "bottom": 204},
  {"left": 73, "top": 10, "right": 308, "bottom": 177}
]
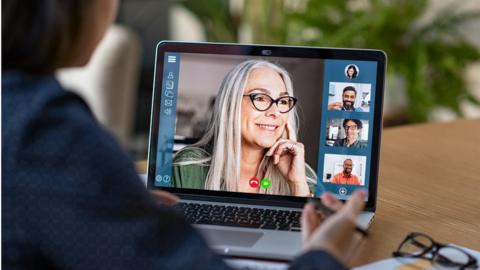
[{"left": 57, "top": 0, "right": 480, "bottom": 160}]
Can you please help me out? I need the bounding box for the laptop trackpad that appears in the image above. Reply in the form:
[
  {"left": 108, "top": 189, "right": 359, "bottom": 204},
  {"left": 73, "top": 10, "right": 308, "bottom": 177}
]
[{"left": 199, "top": 228, "right": 263, "bottom": 247}]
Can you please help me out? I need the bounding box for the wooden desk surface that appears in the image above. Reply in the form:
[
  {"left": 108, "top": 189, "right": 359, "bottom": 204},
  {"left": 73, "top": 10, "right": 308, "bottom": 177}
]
[
  {"left": 137, "top": 118, "right": 480, "bottom": 266},
  {"left": 351, "top": 118, "right": 480, "bottom": 266}
]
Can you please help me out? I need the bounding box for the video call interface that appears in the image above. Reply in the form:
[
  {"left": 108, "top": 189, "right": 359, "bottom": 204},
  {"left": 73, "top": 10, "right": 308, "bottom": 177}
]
[{"left": 154, "top": 52, "right": 378, "bottom": 200}]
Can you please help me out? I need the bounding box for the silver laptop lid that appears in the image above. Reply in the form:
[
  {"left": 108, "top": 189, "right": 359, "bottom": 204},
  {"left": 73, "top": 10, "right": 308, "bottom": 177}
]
[{"left": 147, "top": 42, "right": 386, "bottom": 211}]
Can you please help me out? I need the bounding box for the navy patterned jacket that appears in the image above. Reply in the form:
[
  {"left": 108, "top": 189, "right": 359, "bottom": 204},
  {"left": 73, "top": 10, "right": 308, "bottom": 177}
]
[{"left": 2, "top": 72, "right": 346, "bottom": 270}]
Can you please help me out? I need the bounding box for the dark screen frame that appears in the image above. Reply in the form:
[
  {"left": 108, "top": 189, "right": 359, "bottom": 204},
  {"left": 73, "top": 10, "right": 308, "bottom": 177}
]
[{"left": 147, "top": 41, "right": 386, "bottom": 211}]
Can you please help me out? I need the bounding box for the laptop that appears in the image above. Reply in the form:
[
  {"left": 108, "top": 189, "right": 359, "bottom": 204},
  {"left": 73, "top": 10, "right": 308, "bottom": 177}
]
[{"left": 147, "top": 41, "right": 386, "bottom": 261}]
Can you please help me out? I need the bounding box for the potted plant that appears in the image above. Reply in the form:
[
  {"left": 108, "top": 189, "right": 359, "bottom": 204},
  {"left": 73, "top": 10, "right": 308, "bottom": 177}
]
[{"left": 179, "top": 0, "right": 480, "bottom": 123}]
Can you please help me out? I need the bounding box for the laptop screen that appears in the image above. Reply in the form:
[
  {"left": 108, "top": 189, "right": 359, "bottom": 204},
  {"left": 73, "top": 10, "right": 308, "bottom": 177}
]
[{"left": 148, "top": 42, "right": 385, "bottom": 206}]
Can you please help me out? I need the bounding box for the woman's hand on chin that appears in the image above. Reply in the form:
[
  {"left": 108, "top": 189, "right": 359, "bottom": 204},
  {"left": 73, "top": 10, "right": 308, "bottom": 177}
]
[{"left": 265, "top": 123, "right": 310, "bottom": 196}]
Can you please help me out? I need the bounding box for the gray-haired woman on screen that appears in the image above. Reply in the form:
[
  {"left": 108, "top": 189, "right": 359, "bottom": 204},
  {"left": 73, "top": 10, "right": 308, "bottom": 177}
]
[{"left": 172, "top": 60, "right": 317, "bottom": 196}]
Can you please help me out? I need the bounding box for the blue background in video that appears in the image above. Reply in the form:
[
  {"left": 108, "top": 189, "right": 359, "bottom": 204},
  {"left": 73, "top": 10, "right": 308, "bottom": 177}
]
[
  {"left": 316, "top": 59, "right": 378, "bottom": 199},
  {"left": 155, "top": 52, "right": 180, "bottom": 187}
]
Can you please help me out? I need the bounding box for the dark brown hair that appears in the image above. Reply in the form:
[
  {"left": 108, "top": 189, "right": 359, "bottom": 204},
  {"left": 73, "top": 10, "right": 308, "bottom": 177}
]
[
  {"left": 342, "top": 85, "right": 357, "bottom": 96},
  {"left": 2, "top": 0, "right": 92, "bottom": 74},
  {"left": 343, "top": 119, "right": 363, "bottom": 129}
]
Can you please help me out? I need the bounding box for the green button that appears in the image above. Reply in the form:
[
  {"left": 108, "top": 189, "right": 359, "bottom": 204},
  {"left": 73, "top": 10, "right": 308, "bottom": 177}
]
[{"left": 260, "top": 178, "right": 271, "bottom": 189}]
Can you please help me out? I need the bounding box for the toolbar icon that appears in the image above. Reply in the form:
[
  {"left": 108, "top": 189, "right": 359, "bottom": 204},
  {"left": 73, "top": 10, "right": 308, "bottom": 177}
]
[
  {"left": 260, "top": 178, "right": 271, "bottom": 189},
  {"left": 168, "top": 55, "right": 177, "bottom": 63},
  {"left": 249, "top": 177, "right": 259, "bottom": 188},
  {"left": 166, "top": 80, "right": 174, "bottom": 90}
]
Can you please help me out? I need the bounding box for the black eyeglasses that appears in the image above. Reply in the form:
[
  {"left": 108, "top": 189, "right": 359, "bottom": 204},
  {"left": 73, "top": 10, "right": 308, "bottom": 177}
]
[
  {"left": 344, "top": 124, "right": 358, "bottom": 130},
  {"left": 243, "top": 93, "right": 297, "bottom": 113},
  {"left": 393, "top": 232, "right": 478, "bottom": 269}
]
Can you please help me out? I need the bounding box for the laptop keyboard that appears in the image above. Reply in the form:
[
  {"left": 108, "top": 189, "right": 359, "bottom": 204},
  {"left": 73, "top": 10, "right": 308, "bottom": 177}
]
[{"left": 175, "top": 202, "right": 302, "bottom": 231}]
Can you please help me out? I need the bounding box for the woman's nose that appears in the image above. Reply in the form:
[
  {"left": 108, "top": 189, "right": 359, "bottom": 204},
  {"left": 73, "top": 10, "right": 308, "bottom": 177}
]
[{"left": 265, "top": 103, "right": 281, "bottom": 117}]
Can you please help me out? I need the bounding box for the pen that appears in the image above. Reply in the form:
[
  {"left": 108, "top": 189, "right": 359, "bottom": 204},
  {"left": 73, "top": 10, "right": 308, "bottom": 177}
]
[{"left": 308, "top": 198, "right": 369, "bottom": 237}]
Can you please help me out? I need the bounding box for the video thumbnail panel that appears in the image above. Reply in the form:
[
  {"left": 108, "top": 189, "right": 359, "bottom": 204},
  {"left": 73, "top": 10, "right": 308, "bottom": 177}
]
[
  {"left": 323, "top": 154, "right": 367, "bottom": 186},
  {"left": 327, "top": 82, "right": 371, "bottom": 113},
  {"left": 325, "top": 118, "right": 369, "bottom": 149}
]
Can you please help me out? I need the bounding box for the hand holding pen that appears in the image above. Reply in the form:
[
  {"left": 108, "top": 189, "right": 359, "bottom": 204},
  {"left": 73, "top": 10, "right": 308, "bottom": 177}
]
[
  {"left": 300, "top": 190, "right": 368, "bottom": 267},
  {"left": 308, "top": 195, "right": 369, "bottom": 237}
]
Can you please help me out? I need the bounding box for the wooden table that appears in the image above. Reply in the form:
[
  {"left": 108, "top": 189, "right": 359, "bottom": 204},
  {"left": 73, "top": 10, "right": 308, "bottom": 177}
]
[
  {"left": 351, "top": 118, "right": 480, "bottom": 266},
  {"left": 138, "top": 118, "right": 480, "bottom": 266}
]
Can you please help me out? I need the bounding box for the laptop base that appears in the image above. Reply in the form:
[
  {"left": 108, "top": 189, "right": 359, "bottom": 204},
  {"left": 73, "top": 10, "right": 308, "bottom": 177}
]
[{"left": 196, "top": 211, "right": 375, "bottom": 261}]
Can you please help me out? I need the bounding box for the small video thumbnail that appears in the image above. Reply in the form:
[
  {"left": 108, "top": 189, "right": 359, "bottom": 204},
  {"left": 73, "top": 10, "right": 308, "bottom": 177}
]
[
  {"left": 345, "top": 64, "right": 359, "bottom": 79},
  {"left": 325, "top": 118, "right": 369, "bottom": 149},
  {"left": 327, "top": 82, "right": 371, "bottom": 112},
  {"left": 323, "top": 154, "right": 366, "bottom": 186}
]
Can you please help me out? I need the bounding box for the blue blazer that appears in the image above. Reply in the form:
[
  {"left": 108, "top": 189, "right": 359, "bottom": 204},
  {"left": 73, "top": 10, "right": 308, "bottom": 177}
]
[{"left": 2, "top": 72, "right": 346, "bottom": 270}]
